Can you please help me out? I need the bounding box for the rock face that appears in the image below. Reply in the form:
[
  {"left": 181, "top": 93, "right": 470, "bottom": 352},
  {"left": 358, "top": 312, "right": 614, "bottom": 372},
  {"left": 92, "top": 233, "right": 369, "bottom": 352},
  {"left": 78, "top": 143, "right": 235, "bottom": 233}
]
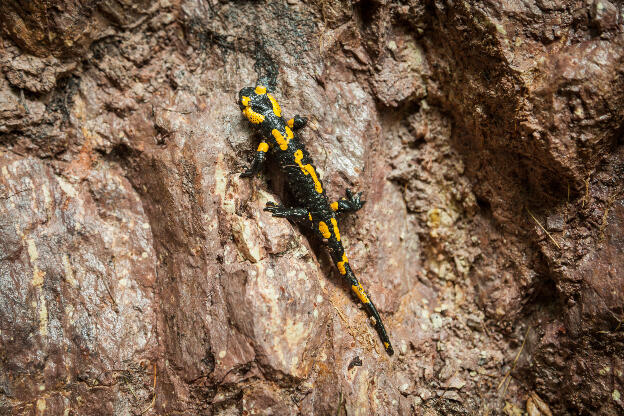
[{"left": 0, "top": 1, "right": 622, "bottom": 415}]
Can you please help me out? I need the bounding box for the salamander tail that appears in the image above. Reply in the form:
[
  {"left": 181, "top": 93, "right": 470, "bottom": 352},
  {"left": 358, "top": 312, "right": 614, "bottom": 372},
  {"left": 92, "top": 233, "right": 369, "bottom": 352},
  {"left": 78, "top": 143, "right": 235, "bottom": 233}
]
[{"left": 341, "top": 263, "right": 394, "bottom": 356}]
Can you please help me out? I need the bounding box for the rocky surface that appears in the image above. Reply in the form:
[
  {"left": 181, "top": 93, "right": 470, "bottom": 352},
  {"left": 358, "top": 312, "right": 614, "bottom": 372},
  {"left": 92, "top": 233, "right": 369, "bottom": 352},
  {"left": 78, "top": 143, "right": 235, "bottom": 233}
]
[{"left": 0, "top": 0, "right": 622, "bottom": 414}]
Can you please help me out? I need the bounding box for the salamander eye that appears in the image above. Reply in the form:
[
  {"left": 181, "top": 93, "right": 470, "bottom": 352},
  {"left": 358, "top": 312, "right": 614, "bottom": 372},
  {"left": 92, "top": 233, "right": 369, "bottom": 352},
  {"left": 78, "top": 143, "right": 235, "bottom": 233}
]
[
  {"left": 240, "top": 95, "right": 251, "bottom": 109},
  {"left": 238, "top": 87, "right": 255, "bottom": 109}
]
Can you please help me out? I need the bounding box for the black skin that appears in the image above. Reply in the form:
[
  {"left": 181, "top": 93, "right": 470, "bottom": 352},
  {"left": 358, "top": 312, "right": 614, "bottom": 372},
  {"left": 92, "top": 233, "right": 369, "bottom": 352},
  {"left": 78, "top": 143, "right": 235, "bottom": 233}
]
[{"left": 238, "top": 85, "right": 394, "bottom": 356}]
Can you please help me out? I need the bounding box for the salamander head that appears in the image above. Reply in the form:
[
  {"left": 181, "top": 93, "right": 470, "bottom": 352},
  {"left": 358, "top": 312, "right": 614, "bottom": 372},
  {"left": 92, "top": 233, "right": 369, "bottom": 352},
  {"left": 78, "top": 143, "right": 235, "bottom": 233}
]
[{"left": 238, "top": 85, "right": 281, "bottom": 124}]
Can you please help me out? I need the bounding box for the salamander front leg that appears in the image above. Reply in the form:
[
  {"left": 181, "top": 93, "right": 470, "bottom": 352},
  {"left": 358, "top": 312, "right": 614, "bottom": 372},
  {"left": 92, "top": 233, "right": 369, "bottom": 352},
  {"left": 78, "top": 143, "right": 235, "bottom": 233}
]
[
  {"left": 240, "top": 142, "right": 269, "bottom": 178},
  {"left": 287, "top": 115, "right": 307, "bottom": 130},
  {"left": 330, "top": 189, "right": 366, "bottom": 214},
  {"left": 264, "top": 202, "right": 310, "bottom": 222}
]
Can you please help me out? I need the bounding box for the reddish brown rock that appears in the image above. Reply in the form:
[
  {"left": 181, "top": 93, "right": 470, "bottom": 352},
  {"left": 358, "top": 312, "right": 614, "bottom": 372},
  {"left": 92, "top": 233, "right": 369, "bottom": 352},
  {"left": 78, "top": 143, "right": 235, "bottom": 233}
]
[
  {"left": 0, "top": 1, "right": 623, "bottom": 415},
  {"left": 0, "top": 153, "right": 157, "bottom": 415}
]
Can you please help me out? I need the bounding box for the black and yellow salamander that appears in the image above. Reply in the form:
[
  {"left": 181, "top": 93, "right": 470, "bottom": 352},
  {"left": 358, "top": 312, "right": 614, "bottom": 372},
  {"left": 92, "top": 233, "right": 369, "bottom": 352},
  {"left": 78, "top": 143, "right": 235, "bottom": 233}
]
[{"left": 238, "top": 84, "right": 394, "bottom": 356}]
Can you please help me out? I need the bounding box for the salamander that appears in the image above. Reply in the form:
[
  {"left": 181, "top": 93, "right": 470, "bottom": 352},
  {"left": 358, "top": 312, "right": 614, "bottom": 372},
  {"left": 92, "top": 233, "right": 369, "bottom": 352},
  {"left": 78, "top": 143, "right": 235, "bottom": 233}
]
[{"left": 238, "top": 84, "right": 394, "bottom": 356}]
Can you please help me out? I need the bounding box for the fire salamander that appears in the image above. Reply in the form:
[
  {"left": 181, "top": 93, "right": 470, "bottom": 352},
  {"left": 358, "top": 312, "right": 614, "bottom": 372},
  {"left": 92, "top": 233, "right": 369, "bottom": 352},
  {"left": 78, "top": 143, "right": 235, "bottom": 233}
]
[{"left": 238, "top": 84, "right": 394, "bottom": 356}]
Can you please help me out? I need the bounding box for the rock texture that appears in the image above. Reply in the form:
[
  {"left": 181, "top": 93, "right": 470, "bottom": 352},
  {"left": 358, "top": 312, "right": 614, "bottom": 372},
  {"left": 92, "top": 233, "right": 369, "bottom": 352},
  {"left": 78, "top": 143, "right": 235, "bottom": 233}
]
[{"left": 0, "top": 0, "right": 622, "bottom": 415}]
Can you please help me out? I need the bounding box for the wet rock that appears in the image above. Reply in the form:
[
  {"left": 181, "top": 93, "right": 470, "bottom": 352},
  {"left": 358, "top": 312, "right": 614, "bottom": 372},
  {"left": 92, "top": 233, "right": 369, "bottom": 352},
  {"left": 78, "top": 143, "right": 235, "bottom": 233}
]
[
  {"left": 442, "top": 390, "right": 462, "bottom": 402},
  {"left": 371, "top": 35, "right": 428, "bottom": 107},
  {"left": 1, "top": 0, "right": 623, "bottom": 415},
  {"left": 526, "top": 392, "right": 553, "bottom": 416},
  {"left": 430, "top": 313, "right": 444, "bottom": 330},
  {"left": 1, "top": 51, "right": 77, "bottom": 93},
  {"left": 465, "top": 313, "right": 483, "bottom": 331},
  {"left": 0, "top": 0, "right": 106, "bottom": 57},
  {"left": 446, "top": 373, "right": 466, "bottom": 390},
  {"left": 590, "top": 0, "right": 620, "bottom": 36},
  {"left": 545, "top": 213, "right": 564, "bottom": 232},
  {"left": 0, "top": 76, "right": 47, "bottom": 132},
  {"left": 0, "top": 154, "right": 157, "bottom": 415}
]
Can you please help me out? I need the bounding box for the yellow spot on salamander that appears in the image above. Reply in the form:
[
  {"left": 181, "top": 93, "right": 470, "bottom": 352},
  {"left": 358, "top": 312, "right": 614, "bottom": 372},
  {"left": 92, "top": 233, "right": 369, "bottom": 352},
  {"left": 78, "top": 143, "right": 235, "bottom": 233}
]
[
  {"left": 319, "top": 221, "right": 331, "bottom": 239},
  {"left": 272, "top": 129, "right": 290, "bottom": 150},
  {"left": 255, "top": 85, "right": 267, "bottom": 95},
  {"left": 330, "top": 201, "right": 339, "bottom": 211},
  {"left": 294, "top": 149, "right": 323, "bottom": 193},
  {"left": 330, "top": 218, "right": 340, "bottom": 241},
  {"left": 287, "top": 118, "right": 294, "bottom": 128},
  {"left": 308, "top": 212, "right": 313, "bottom": 221},
  {"left": 257, "top": 142, "right": 269, "bottom": 153},
  {"left": 267, "top": 94, "right": 281, "bottom": 117},
  {"left": 351, "top": 282, "right": 370, "bottom": 304},
  {"left": 285, "top": 126, "right": 294, "bottom": 140},
  {"left": 241, "top": 96, "right": 250, "bottom": 106},
  {"left": 384, "top": 342, "right": 390, "bottom": 349},
  {"left": 337, "top": 254, "right": 348, "bottom": 275},
  {"left": 243, "top": 107, "right": 265, "bottom": 124}
]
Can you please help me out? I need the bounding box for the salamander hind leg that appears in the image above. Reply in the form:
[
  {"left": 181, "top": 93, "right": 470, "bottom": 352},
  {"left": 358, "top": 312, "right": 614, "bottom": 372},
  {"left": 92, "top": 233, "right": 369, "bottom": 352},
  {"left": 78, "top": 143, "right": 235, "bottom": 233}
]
[
  {"left": 264, "top": 202, "right": 310, "bottom": 222},
  {"left": 287, "top": 115, "right": 307, "bottom": 130},
  {"left": 330, "top": 189, "right": 366, "bottom": 215}
]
